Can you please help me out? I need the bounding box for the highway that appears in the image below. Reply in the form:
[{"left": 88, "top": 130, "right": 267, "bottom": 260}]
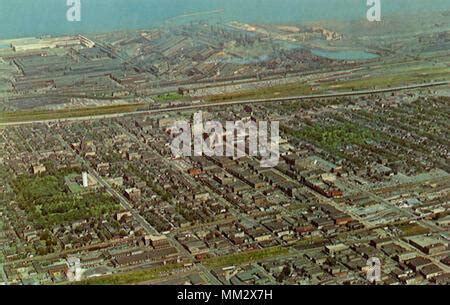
[{"left": 1, "top": 80, "right": 448, "bottom": 127}]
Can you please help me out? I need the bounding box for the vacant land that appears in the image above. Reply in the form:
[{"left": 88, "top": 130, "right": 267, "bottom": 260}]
[
  {"left": 78, "top": 263, "right": 184, "bottom": 285},
  {"left": 395, "top": 223, "right": 431, "bottom": 237},
  {"left": 0, "top": 103, "right": 146, "bottom": 124},
  {"left": 206, "top": 82, "right": 313, "bottom": 102}
]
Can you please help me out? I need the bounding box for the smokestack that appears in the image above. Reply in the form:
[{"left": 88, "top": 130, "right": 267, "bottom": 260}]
[{"left": 82, "top": 172, "right": 89, "bottom": 188}]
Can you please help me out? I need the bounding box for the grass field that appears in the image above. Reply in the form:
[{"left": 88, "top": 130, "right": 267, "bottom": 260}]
[
  {"left": 0, "top": 103, "right": 146, "bottom": 124},
  {"left": 78, "top": 263, "right": 184, "bottom": 285},
  {"left": 78, "top": 246, "right": 290, "bottom": 285},
  {"left": 292, "top": 236, "right": 325, "bottom": 247},
  {"left": 320, "top": 66, "right": 450, "bottom": 91},
  {"left": 205, "top": 82, "right": 313, "bottom": 102},
  {"left": 153, "top": 92, "right": 186, "bottom": 102},
  {"left": 282, "top": 122, "right": 382, "bottom": 155},
  {"left": 396, "top": 223, "right": 431, "bottom": 237}
]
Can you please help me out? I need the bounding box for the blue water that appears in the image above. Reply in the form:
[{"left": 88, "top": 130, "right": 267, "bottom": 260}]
[
  {"left": 0, "top": 0, "right": 449, "bottom": 39},
  {"left": 312, "top": 49, "right": 379, "bottom": 60}
]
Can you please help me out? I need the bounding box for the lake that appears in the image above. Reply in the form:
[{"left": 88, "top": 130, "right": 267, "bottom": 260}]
[
  {"left": 0, "top": 0, "right": 449, "bottom": 39},
  {"left": 311, "top": 49, "right": 379, "bottom": 61}
]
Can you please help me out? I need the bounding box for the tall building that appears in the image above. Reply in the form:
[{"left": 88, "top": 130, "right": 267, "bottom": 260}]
[{"left": 82, "top": 172, "right": 89, "bottom": 188}]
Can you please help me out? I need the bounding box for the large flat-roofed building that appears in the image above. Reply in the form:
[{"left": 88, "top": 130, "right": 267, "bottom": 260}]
[
  {"left": 408, "top": 236, "right": 448, "bottom": 255},
  {"left": 11, "top": 37, "right": 80, "bottom": 52},
  {"left": 144, "top": 235, "right": 170, "bottom": 248}
]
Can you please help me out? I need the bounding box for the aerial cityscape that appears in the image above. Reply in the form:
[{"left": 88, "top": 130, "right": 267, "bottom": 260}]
[{"left": 0, "top": 0, "right": 448, "bottom": 287}]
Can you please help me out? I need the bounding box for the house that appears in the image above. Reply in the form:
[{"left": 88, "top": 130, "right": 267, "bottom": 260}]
[
  {"left": 125, "top": 188, "right": 141, "bottom": 202},
  {"left": 32, "top": 164, "right": 46, "bottom": 175}
]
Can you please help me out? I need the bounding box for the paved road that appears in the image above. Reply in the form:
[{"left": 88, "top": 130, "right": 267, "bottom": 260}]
[
  {"left": 114, "top": 122, "right": 223, "bottom": 284},
  {"left": 67, "top": 139, "right": 223, "bottom": 283},
  {"left": 88, "top": 169, "right": 159, "bottom": 236},
  {"left": 90, "top": 168, "right": 226, "bottom": 283},
  {"left": 1, "top": 81, "right": 448, "bottom": 127}
]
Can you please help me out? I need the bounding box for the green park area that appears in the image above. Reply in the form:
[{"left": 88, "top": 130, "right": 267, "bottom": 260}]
[
  {"left": 153, "top": 92, "right": 186, "bottom": 102},
  {"left": 283, "top": 122, "right": 381, "bottom": 154},
  {"left": 11, "top": 170, "right": 121, "bottom": 230}
]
